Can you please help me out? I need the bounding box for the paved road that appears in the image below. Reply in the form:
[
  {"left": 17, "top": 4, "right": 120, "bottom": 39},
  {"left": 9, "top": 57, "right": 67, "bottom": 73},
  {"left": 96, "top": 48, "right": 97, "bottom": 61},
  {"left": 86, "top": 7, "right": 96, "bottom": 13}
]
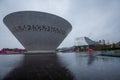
[{"left": 3, "top": 53, "right": 73, "bottom": 80}]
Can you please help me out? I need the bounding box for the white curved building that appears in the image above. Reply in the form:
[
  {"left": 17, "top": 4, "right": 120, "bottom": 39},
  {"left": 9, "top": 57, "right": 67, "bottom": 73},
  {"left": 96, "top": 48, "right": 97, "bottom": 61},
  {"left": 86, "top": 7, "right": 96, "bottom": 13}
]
[
  {"left": 75, "top": 37, "right": 99, "bottom": 46},
  {"left": 3, "top": 11, "right": 72, "bottom": 52}
]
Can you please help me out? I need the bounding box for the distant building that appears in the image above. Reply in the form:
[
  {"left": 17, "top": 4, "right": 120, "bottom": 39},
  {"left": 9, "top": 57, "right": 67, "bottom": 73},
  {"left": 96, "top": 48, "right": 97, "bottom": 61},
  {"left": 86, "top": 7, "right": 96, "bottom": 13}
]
[
  {"left": 75, "top": 37, "right": 99, "bottom": 51},
  {"left": 98, "top": 40, "right": 106, "bottom": 45},
  {"left": 75, "top": 37, "right": 99, "bottom": 46},
  {"left": 116, "top": 41, "right": 120, "bottom": 48},
  {"left": 0, "top": 48, "right": 26, "bottom": 54}
]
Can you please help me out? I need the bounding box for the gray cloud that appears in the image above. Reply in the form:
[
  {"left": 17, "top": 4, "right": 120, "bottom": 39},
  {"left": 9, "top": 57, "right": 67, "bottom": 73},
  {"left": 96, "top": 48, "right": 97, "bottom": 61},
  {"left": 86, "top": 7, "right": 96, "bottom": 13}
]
[
  {"left": 0, "top": 0, "right": 120, "bottom": 49},
  {"left": 60, "top": 0, "right": 120, "bottom": 47}
]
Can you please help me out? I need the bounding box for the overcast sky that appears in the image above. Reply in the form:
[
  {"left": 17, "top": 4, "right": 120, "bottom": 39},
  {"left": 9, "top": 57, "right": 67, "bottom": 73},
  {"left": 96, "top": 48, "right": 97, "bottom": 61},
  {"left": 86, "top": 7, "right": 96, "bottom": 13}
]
[{"left": 0, "top": 0, "right": 120, "bottom": 49}]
